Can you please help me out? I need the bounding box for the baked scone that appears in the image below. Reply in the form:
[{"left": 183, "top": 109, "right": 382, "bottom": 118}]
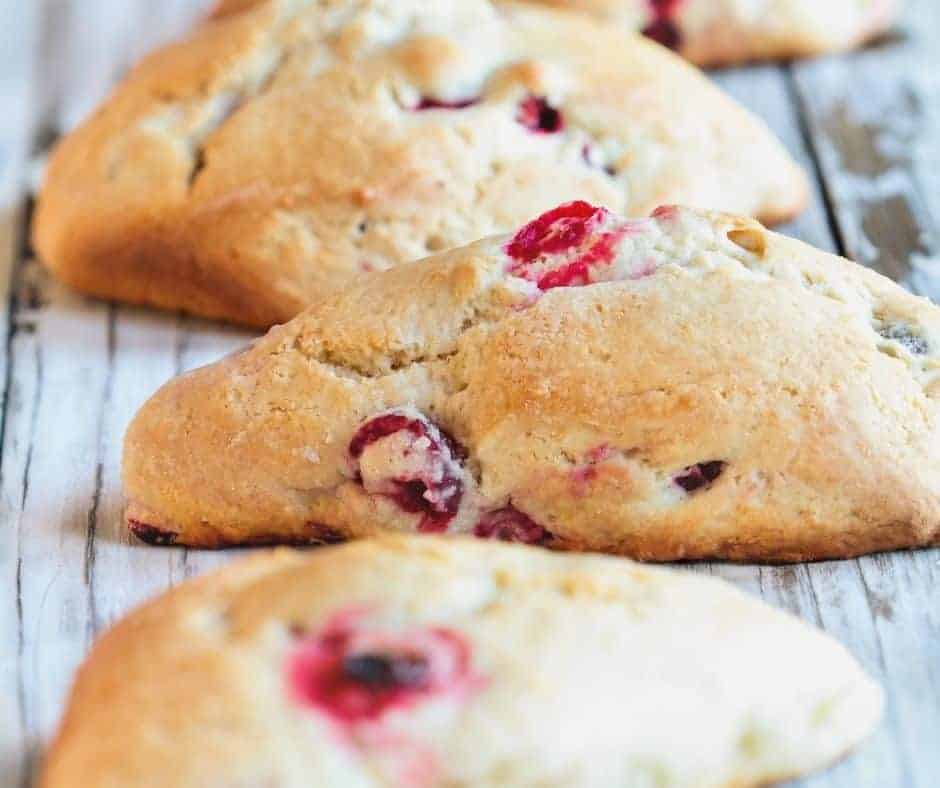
[
  {"left": 213, "top": 0, "right": 900, "bottom": 66},
  {"left": 524, "top": 0, "right": 901, "bottom": 65},
  {"left": 123, "top": 202, "right": 940, "bottom": 561},
  {"left": 33, "top": 0, "right": 807, "bottom": 328},
  {"left": 41, "top": 537, "right": 881, "bottom": 787}
]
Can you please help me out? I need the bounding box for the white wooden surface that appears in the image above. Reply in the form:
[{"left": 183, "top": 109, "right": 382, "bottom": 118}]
[{"left": 1, "top": 2, "right": 938, "bottom": 786}]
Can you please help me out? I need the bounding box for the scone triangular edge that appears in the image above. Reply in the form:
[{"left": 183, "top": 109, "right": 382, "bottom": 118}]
[
  {"left": 41, "top": 536, "right": 882, "bottom": 787},
  {"left": 34, "top": 0, "right": 806, "bottom": 327},
  {"left": 122, "top": 202, "right": 940, "bottom": 560}
]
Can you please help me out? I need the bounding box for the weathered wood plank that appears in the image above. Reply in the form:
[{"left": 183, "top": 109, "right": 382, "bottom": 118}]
[
  {"left": 3, "top": 264, "right": 112, "bottom": 784},
  {"left": 711, "top": 63, "right": 838, "bottom": 254},
  {"left": 853, "top": 551, "right": 940, "bottom": 785},
  {"left": 0, "top": 5, "right": 240, "bottom": 786},
  {"left": 40, "top": 0, "right": 216, "bottom": 134},
  {"left": 708, "top": 66, "right": 865, "bottom": 788},
  {"left": 787, "top": 1, "right": 940, "bottom": 786},
  {"left": 0, "top": 0, "right": 42, "bottom": 783},
  {"left": 0, "top": 223, "right": 31, "bottom": 785},
  {"left": 4, "top": 258, "right": 253, "bottom": 787},
  {"left": 88, "top": 309, "right": 253, "bottom": 632},
  {"left": 712, "top": 55, "right": 940, "bottom": 788},
  {"left": 791, "top": 0, "right": 940, "bottom": 297},
  {"left": 83, "top": 307, "right": 192, "bottom": 632},
  {"left": 0, "top": 211, "right": 27, "bottom": 785}
]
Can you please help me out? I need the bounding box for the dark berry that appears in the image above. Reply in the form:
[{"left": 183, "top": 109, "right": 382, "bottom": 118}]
[
  {"left": 642, "top": 18, "right": 682, "bottom": 49},
  {"left": 517, "top": 96, "right": 564, "bottom": 134},
  {"left": 287, "top": 613, "right": 479, "bottom": 726},
  {"left": 349, "top": 410, "right": 465, "bottom": 532},
  {"left": 642, "top": 0, "right": 683, "bottom": 50},
  {"left": 128, "top": 520, "right": 178, "bottom": 546},
  {"left": 474, "top": 506, "right": 550, "bottom": 545},
  {"left": 414, "top": 96, "right": 479, "bottom": 111},
  {"left": 878, "top": 323, "right": 929, "bottom": 355},
  {"left": 674, "top": 461, "right": 726, "bottom": 493},
  {"left": 342, "top": 653, "right": 430, "bottom": 690}
]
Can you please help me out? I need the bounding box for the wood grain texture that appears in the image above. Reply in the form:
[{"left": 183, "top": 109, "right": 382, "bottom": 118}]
[
  {"left": 713, "top": 4, "right": 940, "bottom": 780},
  {"left": 1, "top": 2, "right": 938, "bottom": 786},
  {"left": 1, "top": 1, "right": 43, "bottom": 783},
  {"left": 788, "top": 2, "right": 940, "bottom": 783}
]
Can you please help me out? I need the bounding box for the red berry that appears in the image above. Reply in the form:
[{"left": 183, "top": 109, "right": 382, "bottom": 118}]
[
  {"left": 505, "top": 201, "right": 628, "bottom": 291},
  {"left": 643, "top": 0, "right": 683, "bottom": 50},
  {"left": 413, "top": 96, "right": 479, "bottom": 111},
  {"left": 287, "top": 612, "right": 478, "bottom": 726},
  {"left": 506, "top": 201, "right": 604, "bottom": 263},
  {"left": 516, "top": 96, "right": 564, "bottom": 134},
  {"left": 474, "top": 506, "right": 550, "bottom": 545},
  {"left": 349, "top": 410, "right": 465, "bottom": 532},
  {"left": 674, "top": 461, "right": 726, "bottom": 493}
]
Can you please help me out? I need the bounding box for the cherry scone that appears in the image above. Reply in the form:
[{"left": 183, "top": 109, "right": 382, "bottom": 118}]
[
  {"left": 212, "top": 0, "right": 900, "bottom": 66},
  {"left": 33, "top": 0, "right": 806, "bottom": 328},
  {"left": 41, "top": 537, "right": 881, "bottom": 787},
  {"left": 123, "top": 201, "right": 940, "bottom": 561}
]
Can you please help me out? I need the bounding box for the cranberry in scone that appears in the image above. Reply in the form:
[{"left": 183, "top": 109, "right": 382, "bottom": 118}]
[
  {"left": 643, "top": 0, "right": 684, "bottom": 50},
  {"left": 349, "top": 411, "right": 551, "bottom": 544},
  {"left": 413, "top": 96, "right": 480, "bottom": 111},
  {"left": 288, "top": 611, "right": 479, "bottom": 727},
  {"left": 473, "top": 507, "right": 551, "bottom": 545},
  {"left": 505, "top": 200, "right": 654, "bottom": 289},
  {"left": 349, "top": 409, "right": 468, "bottom": 533},
  {"left": 515, "top": 95, "right": 564, "bottom": 134}
]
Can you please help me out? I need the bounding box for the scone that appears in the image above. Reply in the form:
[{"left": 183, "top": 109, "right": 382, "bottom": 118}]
[
  {"left": 123, "top": 202, "right": 940, "bottom": 561},
  {"left": 33, "top": 0, "right": 806, "bottom": 328},
  {"left": 525, "top": 0, "right": 901, "bottom": 65},
  {"left": 41, "top": 537, "right": 881, "bottom": 787},
  {"left": 213, "top": 0, "right": 900, "bottom": 66}
]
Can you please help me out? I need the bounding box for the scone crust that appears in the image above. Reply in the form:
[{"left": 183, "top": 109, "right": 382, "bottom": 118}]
[
  {"left": 216, "top": 0, "right": 902, "bottom": 65},
  {"left": 529, "top": 0, "right": 901, "bottom": 65},
  {"left": 33, "top": 0, "right": 806, "bottom": 328},
  {"left": 41, "top": 537, "right": 881, "bottom": 787},
  {"left": 122, "top": 205, "right": 940, "bottom": 561}
]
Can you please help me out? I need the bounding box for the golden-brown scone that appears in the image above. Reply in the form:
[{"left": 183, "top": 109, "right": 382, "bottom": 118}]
[
  {"left": 123, "top": 202, "right": 940, "bottom": 561},
  {"left": 41, "top": 536, "right": 881, "bottom": 787},
  {"left": 525, "top": 0, "right": 901, "bottom": 65},
  {"left": 209, "top": 0, "right": 261, "bottom": 18},
  {"left": 33, "top": 0, "right": 807, "bottom": 328},
  {"left": 213, "top": 0, "right": 900, "bottom": 66}
]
